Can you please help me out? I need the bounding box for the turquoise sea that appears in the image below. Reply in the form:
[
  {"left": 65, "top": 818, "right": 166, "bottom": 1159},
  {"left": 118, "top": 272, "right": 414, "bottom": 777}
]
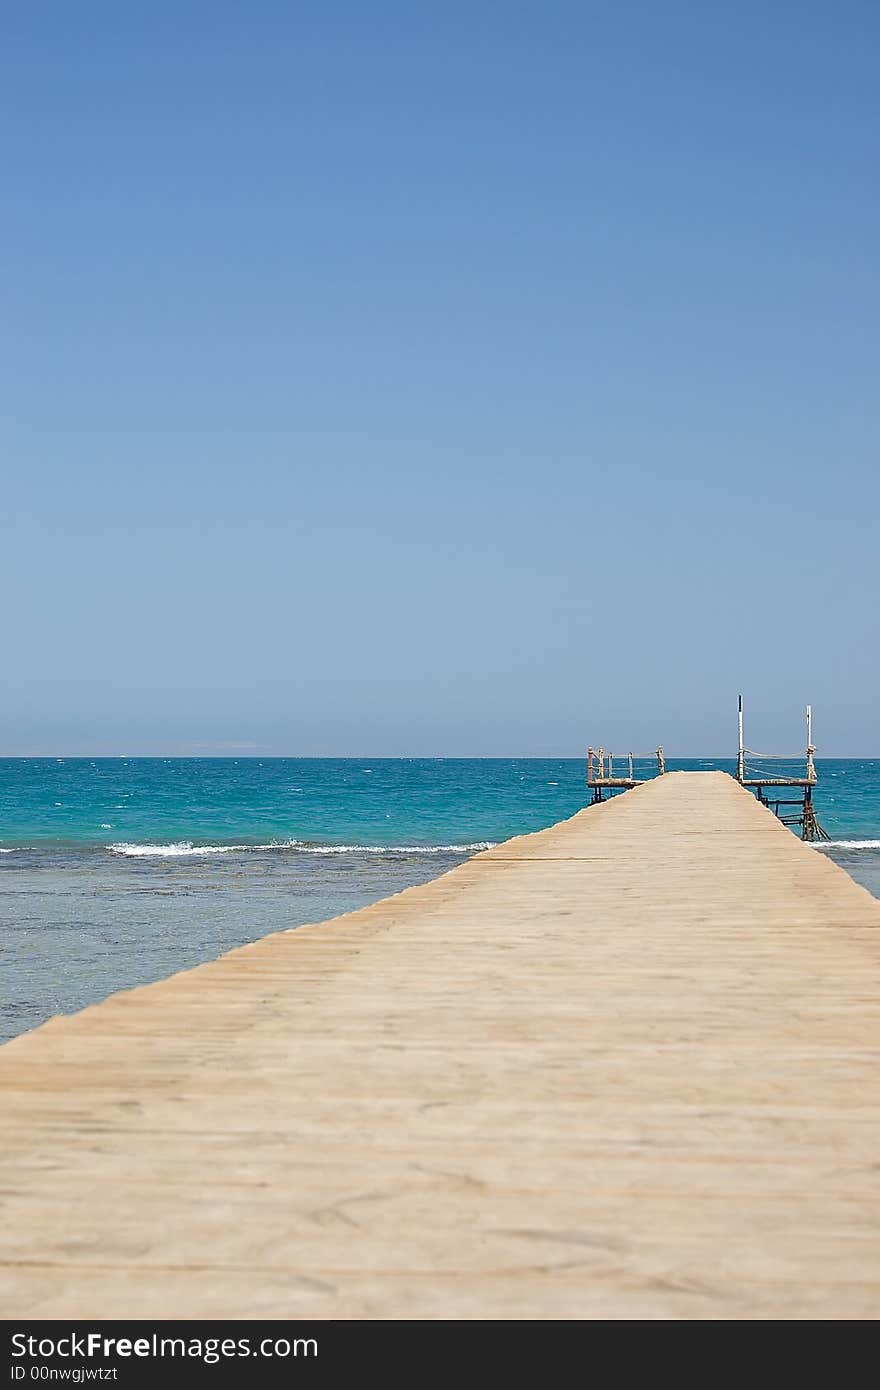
[{"left": 1, "top": 757, "right": 878, "bottom": 1044}]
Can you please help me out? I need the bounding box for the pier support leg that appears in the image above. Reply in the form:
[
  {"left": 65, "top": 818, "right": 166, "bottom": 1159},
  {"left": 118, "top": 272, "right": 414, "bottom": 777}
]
[{"left": 802, "top": 787, "right": 829, "bottom": 842}]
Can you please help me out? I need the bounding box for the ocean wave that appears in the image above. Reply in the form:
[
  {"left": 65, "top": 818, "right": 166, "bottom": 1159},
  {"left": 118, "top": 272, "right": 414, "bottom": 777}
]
[
  {"left": 819, "top": 839, "right": 880, "bottom": 851},
  {"left": 291, "top": 842, "right": 496, "bottom": 855},
  {"left": 107, "top": 840, "right": 298, "bottom": 857},
  {"left": 106, "top": 839, "right": 496, "bottom": 858}
]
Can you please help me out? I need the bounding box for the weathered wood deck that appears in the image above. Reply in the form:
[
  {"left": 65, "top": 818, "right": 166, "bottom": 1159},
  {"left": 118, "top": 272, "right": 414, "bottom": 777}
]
[{"left": 2, "top": 772, "right": 879, "bottom": 1319}]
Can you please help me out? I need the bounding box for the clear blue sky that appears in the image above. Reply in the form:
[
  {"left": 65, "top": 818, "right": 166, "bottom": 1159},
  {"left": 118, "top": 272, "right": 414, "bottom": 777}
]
[{"left": 2, "top": 2, "right": 877, "bottom": 756}]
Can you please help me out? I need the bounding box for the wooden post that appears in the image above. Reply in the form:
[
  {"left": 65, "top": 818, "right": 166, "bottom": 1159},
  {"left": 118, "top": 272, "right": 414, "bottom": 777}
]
[
  {"left": 628, "top": 751, "right": 634, "bottom": 781},
  {"left": 806, "top": 705, "right": 816, "bottom": 783},
  {"left": 737, "top": 695, "right": 745, "bottom": 783},
  {"left": 657, "top": 746, "right": 665, "bottom": 775},
  {"left": 588, "top": 747, "right": 594, "bottom": 783},
  {"left": 609, "top": 753, "right": 614, "bottom": 780},
  {"left": 598, "top": 748, "right": 605, "bottom": 779}
]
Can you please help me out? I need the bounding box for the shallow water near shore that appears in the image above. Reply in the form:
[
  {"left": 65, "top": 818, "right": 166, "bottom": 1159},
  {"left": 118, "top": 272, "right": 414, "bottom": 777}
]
[{"left": 1, "top": 757, "right": 878, "bottom": 1044}]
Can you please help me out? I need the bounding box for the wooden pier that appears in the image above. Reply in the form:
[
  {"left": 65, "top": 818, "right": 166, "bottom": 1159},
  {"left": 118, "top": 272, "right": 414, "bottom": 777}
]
[{"left": 2, "top": 772, "right": 879, "bottom": 1320}]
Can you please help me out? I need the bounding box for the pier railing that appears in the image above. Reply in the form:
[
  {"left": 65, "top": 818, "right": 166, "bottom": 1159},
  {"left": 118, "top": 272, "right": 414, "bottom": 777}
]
[
  {"left": 734, "top": 700, "right": 826, "bottom": 839},
  {"left": 587, "top": 748, "right": 666, "bottom": 782},
  {"left": 587, "top": 747, "right": 665, "bottom": 803},
  {"left": 739, "top": 750, "right": 817, "bottom": 786}
]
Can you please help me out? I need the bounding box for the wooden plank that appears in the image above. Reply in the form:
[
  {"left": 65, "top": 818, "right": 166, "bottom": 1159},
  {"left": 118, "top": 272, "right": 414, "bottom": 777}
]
[{"left": 1, "top": 771, "right": 879, "bottom": 1320}]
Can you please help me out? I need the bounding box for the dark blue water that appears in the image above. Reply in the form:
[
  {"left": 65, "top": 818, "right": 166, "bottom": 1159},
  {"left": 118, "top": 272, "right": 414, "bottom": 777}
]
[{"left": 2, "top": 758, "right": 878, "bottom": 1044}]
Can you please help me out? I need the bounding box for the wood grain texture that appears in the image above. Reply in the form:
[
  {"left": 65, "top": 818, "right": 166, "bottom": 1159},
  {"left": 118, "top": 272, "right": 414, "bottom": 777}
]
[{"left": 2, "top": 772, "right": 879, "bottom": 1320}]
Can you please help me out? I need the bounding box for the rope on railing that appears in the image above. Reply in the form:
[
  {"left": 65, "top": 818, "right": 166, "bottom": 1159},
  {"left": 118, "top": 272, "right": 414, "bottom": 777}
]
[
  {"left": 744, "top": 748, "right": 811, "bottom": 760},
  {"left": 587, "top": 747, "right": 665, "bottom": 780},
  {"left": 743, "top": 753, "right": 812, "bottom": 779}
]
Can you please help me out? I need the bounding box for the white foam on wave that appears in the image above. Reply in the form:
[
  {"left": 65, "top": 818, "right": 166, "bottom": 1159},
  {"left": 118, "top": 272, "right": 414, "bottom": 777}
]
[
  {"left": 107, "top": 840, "right": 299, "bottom": 858},
  {"left": 292, "top": 841, "right": 496, "bottom": 855},
  {"left": 819, "top": 839, "right": 880, "bottom": 851},
  {"left": 106, "top": 839, "right": 495, "bottom": 858}
]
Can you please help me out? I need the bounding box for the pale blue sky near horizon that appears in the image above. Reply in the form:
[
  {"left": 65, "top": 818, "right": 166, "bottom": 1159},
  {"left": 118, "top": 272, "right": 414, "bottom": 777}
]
[{"left": 2, "top": 2, "right": 878, "bottom": 757}]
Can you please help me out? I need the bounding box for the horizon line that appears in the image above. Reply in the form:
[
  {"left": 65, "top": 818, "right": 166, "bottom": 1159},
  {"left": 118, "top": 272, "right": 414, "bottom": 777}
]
[{"left": 0, "top": 753, "right": 877, "bottom": 762}]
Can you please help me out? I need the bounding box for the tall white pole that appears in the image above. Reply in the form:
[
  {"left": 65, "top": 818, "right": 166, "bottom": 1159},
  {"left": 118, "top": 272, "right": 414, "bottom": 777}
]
[
  {"left": 806, "top": 704, "right": 816, "bottom": 782},
  {"left": 737, "top": 694, "right": 745, "bottom": 782}
]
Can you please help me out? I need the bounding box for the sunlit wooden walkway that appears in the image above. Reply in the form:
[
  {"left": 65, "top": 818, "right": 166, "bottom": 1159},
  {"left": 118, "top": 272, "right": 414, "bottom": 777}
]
[{"left": 2, "top": 772, "right": 879, "bottom": 1319}]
